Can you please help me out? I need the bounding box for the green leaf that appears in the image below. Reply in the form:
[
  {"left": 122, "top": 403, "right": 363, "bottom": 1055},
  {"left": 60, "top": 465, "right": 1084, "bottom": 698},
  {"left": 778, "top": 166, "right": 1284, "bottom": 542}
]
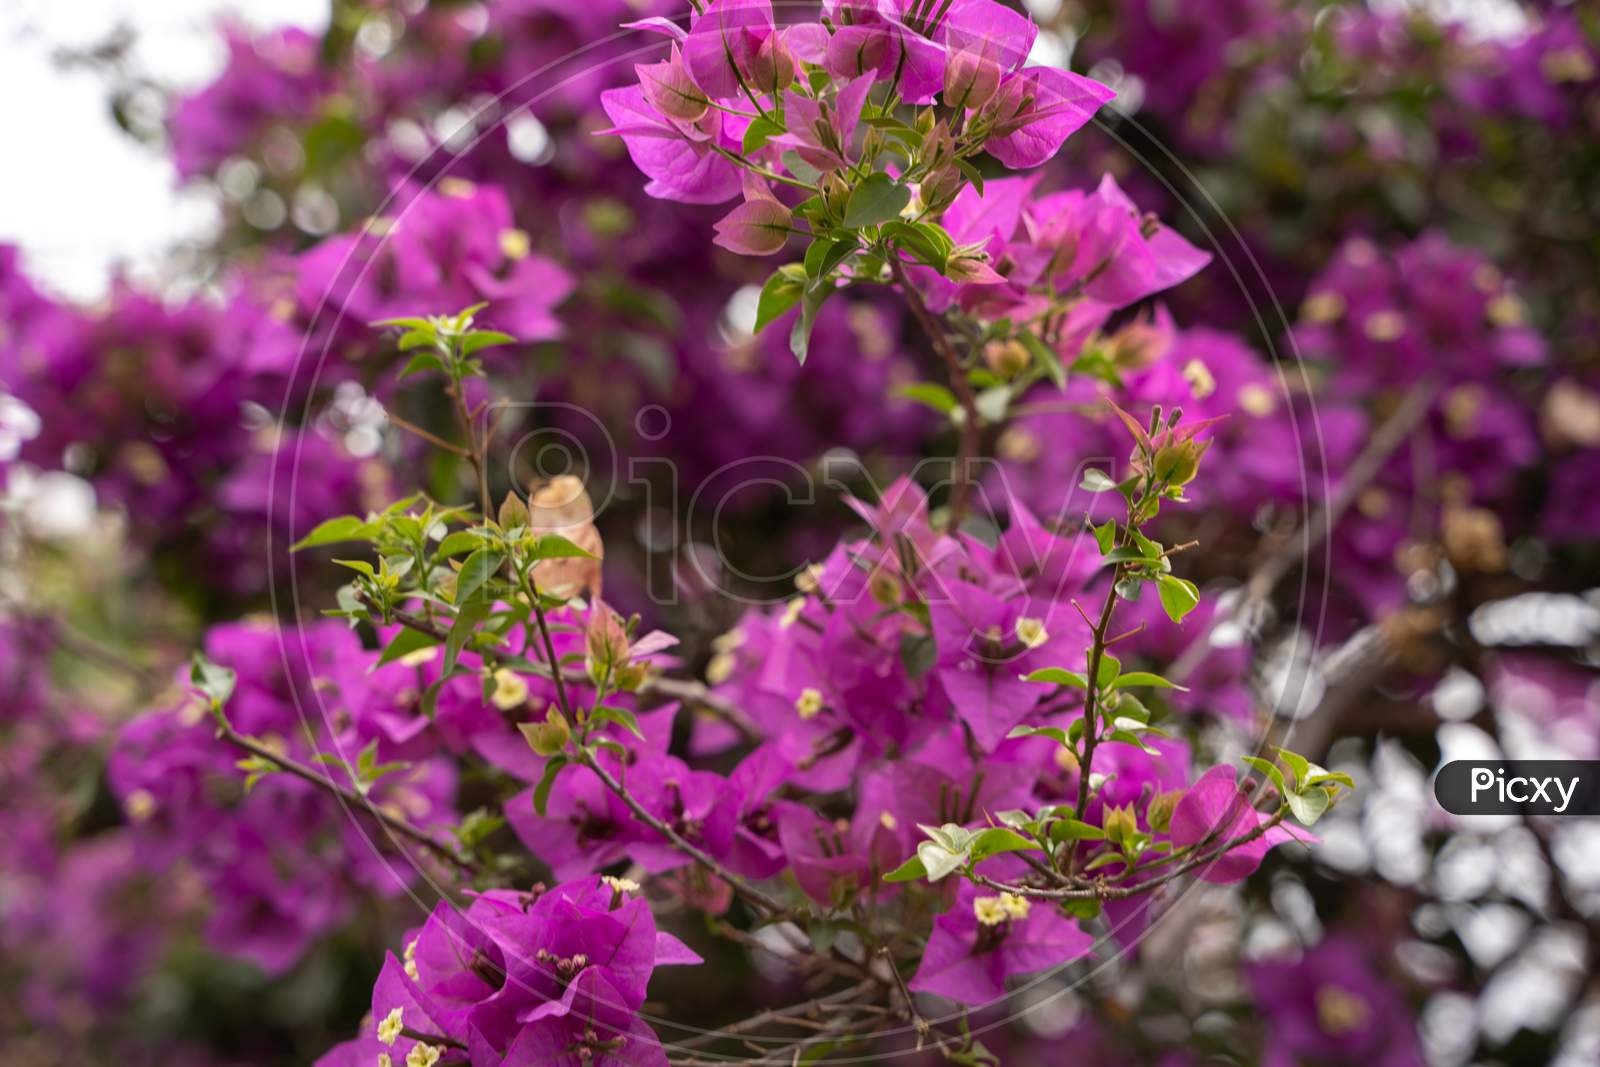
[
  {"left": 461, "top": 331, "right": 518, "bottom": 356},
  {"left": 1130, "top": 528, "right": 1164, "bottom": 560},
  {"left": 376, "top": 627, "right": 441, "bottom": 668},
  {"left": 589, "top": 704, "right": 644, "bottom": 740},
  {"left": 1091, "top": 519, "right": 1116, "bottom": 554},
  {"left": 1017, "top": 330, "right": 1065, "bottom": 390},
  {"left": 532, "top": 756, "right": 569, "bottom": 817},
  {"left": 882, "top": 220, "right": 949, "bottom": 270},
  {"left": 843, "top": 173, "right": 911, "bottom": 227},
  {"left": 443, "top": 596, "right": 491, "bottom": 676},
  {"left": 1022, "top": 667, "right": 1089, "bottom": 688},
  {"left": 1061, "top": 897, "right": 1102, "bottom": 921},
  {"left": 954, "top": 157, "right": 985, "bottom": 196},
  {"left": 916, "top": 840, "right": 967, "bottom": 882},
  {"left": 436, "top": 530, "right": 483, "bottom": 559},
  {"left": 899, "top": 634, "right": 937, "bottom": 678},
  {"left": 1156, "top": 574, "right": 1200, "bottom": 624},
  {"left": 333, "top": 558, "right": 376, "bottom": 578},
  {"left": 1306, "top": 769, "right": 1356, "bottom": 790},
  {"left": 1242, "top": 756, "right": 1287, "bottom": 797},
  {"left": 1108, "top": 729, "right": 1160, "bottom": 754},
  {"left": 1114, "top": 671, "right": 1188, "bottom": 691},
  {"left": 883, "top": 854, "right": 929, "bottom": 883},
  {"left": 803, "top": 238, "right": 839, "bottom": 279},
  {"left": 399, "top": 351, "right": 446, "bottom": 377},
  {"left": 1113, "top": 693, "right": 1151, "bottom": 723},
  {"left": 1049, "top": 819, "right": 1106, "bottom": 843},
  {"left": 753, "top": 269, "right": 804, "bottom": 334},
  {"left": 895, "top": 382, "right": 958, "bottom": 414},
  {"left": 373, "top": 316, "right": 436, "bottom": 332},
  {"left": 1080, "top": 469, "right": 1116, "bottom": 493},
  {"left": 530, "top": 534, "right": 596, "bottom": 561},
  {"left": 1006, "top": 724, "right": 1071, "bottom": 746},
  {"left": 969, "top": 826, "right": 1039, "bottom": 863},
  {"left": 790, "top": 283, "right": 832, "bottom": 365},
  {"left": 1094, "top": 652, "right": 1122, "bottom": 690},
  {"left": 292, "top": 515, "right": 374, "bottom": 551},
  {"left": 742, "top": 114, "right": 785, "bottom": 153},
  {"left": 189, "top": 652, "right": 237, "bottom": 714},
  {"left": 455, "top": 549, "right": 505, "bottom": 605},
  {"left": 1100, "top": 545, "right": 1152, "bottom": 567},
  {"left": 1082, "top": 851, "right": 1127, "bottom": 872},
  {"left": 780, "top": 149, "right": 823, "bottom": 185},
  {"left": 1275, "top": 748, "right": 1312, "bottom": 792},
  {"left": 1285, "top": 785, "right": 1332, "bottom": 825},
  {"left": 808, "top": 239, "right": 857, "bottom": 283}
]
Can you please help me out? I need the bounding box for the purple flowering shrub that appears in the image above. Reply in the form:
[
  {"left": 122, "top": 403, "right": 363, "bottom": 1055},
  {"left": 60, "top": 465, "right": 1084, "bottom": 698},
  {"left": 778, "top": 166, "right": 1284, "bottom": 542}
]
[
  {"left": 212, "top": 292, "right": 1334, "bottom": 1065},
  {"left": 129, "top": 8, "right": 1352, "bottom": 1059},
  {"left": 4, "top": 1, "right": 1600, "bottom": 1065}
]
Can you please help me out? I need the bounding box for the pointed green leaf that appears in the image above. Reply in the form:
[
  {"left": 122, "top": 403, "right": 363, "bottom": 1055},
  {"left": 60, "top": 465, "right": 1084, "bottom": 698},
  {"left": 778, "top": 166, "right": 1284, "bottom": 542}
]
[{"left": 843, "top": 173, "right": 911, "bottom": 228}]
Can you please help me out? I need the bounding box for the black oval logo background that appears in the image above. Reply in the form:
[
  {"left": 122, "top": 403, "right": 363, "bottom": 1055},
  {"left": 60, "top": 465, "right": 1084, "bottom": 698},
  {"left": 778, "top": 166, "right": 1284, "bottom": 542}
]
[{"left": 1435, "top": 761, "right": 1600, "bottom": 816}]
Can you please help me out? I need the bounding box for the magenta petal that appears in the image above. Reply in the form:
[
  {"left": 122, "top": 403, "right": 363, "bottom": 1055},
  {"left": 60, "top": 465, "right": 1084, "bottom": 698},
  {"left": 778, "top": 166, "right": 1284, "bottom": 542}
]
[
  {"left": 683, "top": 0, "right": 774, "bottom": 100},
  {"left": 599, "top": 86, "right": 742, "bottom": 204},
  {"left": 984, "top": 67, "right": 1115, "bottom": 169},
  {"left": 1170, "top": 765, "right": 1303, "bottom": 884},
  {"left": 712, "top": 197, "right": 793, "bottom": 255},
  {"left": 939, "top": 0, "right": 1038, "bottom": 72}
]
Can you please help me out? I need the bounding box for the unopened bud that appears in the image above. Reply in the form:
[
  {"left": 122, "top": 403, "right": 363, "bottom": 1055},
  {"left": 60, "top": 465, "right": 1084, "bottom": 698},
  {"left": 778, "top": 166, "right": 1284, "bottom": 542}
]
[
  {"left": 586, "top": 600, "right": 631, "bottom": 683},
  {"left": 637, "top": 52, "right": 710, "bottom": 124},
  {"left": 1151, "top": 439, "right": 1207, "bottom": 486},
  {"left": 943, "top": 43, "right": 1002, "bottom": 111},
  {"left": 983, "top": 339, "right": 1031, "bottom": 380},
  {"left": 749, "top": 31, "right": 796, "bottom": 95},
  {"left": 1146, "top": 789, "right": 1182, "bottom": 834},
  {"left": 498, "top": 491, "right": 530, "bottom": 530},
  {"left": 918, "top": 166, "right": 963, "bottom": 213},
  {"left": 1104, "top": 317, "right": 1170, "bottom": 370},
  {"left": 820, "top": 174, "right": 851, "bottom": 220},
  {"left": 1103, "top": 803, "right": 1137, "bottom": 845},
  {"left": 520, "top": 707, "right": 571, "bottom": 757}
]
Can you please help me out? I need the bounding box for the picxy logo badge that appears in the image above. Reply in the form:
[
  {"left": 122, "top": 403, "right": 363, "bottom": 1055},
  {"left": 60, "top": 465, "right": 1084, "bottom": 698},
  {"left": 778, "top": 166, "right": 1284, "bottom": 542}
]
[{"left": 1434, "top": 760, "right": 1600, "bottom": 816}]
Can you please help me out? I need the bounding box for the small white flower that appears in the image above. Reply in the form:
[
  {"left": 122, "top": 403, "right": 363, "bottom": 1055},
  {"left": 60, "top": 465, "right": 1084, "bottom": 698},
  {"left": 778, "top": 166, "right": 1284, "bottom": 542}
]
[
  {"left": 499, "top": 228, "right": 531, "bottom": 261},
  {"left": 376, "top": 1007, "right": 404, "bottom": 1047},
  {"left": 406, "top": 1044, "right": 442, "bottom": 1067},
  {"left": 603, "top": 875, "right": 641, "bottom": 894},
  {"left": 794, "top": 687, "right": 824, "bottom": 720},
  {"left": 124, "top": 789, "right": 157, "bottom": 822},
  {"left": 998, "top": 892, "right": 1031, "bottom": 920},
  {"left": 398, "top": 646, "right": 438, "bottom": 668},
  {"left": 711, "top": 627, "right": 747, "bottom": 653},
  {"left": 973, "top": 896, "right": 1007, "bottom": 926},
  {"left": 1014, "top": 617, "right": 1049, "bottom": 649},
  {"left": 1362, "top": 309, "right": 1405, "bottom": 342},
  {"left": 490, "top": 668, "right": 530, "bottom": 710},
  {"left": 403, "top": 939, "right": 419, "bottom": 981},
  {"left": 1182, "top": 358, "right": 1216, "bottom": 400},
  {"left": 705, "top": 652, "right": 737, "bottom": 685},
  {"left": 794, "top": 563, "right": 825, "bottom": 594}
]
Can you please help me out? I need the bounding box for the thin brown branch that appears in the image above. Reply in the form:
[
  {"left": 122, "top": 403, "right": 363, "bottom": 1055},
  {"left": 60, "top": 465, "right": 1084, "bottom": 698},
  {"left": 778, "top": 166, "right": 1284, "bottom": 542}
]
[
  {"left": 1171, "top": 376, "right": 1437, "bottom": 683},
  {"left": 976, "top": 811, "right": 1291, "bottom": 901},
  {"left": 577, "top": 748, "right": 791, "bottom": 918},
  {"left": 669, "top": 980, "right": 880, "bottom": 1052},
  {"left": 216, "top": 722, "right": 474, "bottom": 874},
  {"left": 385, "top": 411, "right": 472, "bottom": 457}
]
